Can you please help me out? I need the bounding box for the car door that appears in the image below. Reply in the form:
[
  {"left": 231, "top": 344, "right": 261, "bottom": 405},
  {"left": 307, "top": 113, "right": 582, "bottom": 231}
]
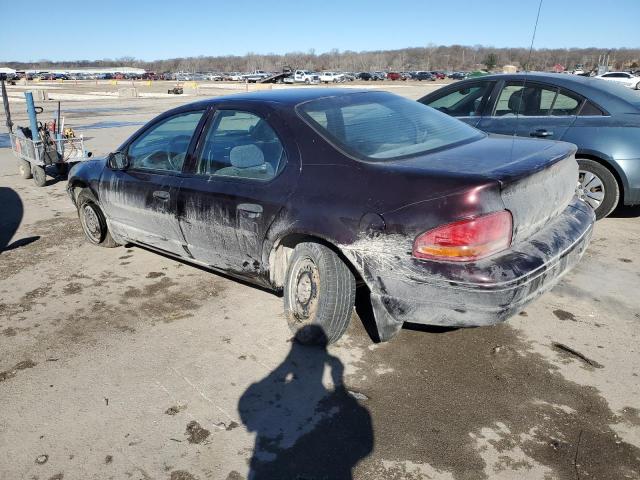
[
  {"left": 420, "top": 80, "right": 496, "bottom": 127},
  {"left": 99, "top": 110, "right": 206, "bottom": 255},
  {"left": 477, "top": 81, "right": 581, "bottom": 140},
  {"left": 177, "top": 105, "right": 300, "bottom": 276}
]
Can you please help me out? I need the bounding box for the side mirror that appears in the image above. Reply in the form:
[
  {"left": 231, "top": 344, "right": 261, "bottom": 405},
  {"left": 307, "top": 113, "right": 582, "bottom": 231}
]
[{"left": 108, "top": 151, "right": 129, "bottom": 170}]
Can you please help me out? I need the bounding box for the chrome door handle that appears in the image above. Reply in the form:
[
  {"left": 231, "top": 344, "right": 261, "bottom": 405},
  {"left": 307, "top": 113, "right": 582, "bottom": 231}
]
[
  {"left": 530, "top": 129, "right": 553, "bottom": 138},
  {"left": 153, "top": 190, "right": 170, "bottom": 201}
]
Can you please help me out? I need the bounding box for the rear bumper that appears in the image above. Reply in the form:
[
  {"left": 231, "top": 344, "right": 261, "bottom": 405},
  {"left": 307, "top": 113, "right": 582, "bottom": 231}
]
[{"left": 365, "top": 198, "right": 594, "bottom": 328}]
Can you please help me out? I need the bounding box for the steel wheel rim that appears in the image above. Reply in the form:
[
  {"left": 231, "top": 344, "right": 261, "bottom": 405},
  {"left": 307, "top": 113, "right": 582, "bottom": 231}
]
[
  {"left": 289, "top": 257, "right": 320, "bottom": 325},
  {"left": 81, "top": 204, "right": 102, "bottom": 243},
  {"left": 577, "top": 169, "right": 605, "bottom": 210}
]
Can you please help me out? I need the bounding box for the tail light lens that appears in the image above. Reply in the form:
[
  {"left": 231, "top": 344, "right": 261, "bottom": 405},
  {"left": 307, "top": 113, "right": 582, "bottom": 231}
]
[{"left": 413, "top": 210, "right": 513, "bottom": 262}]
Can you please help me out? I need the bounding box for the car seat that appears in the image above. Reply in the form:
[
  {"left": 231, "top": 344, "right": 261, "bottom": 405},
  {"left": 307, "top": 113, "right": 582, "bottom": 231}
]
[{"left": 216, "top": 144, "right": 274, "bottom": 180}]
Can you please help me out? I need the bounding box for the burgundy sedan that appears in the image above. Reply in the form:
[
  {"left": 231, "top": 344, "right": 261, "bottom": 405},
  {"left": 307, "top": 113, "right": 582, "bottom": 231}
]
[{"left": 68, "top": 89, "right": 594, "bottom": 344}]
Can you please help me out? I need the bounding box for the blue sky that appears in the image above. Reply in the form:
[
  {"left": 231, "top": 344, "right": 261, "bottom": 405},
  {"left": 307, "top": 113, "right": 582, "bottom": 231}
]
[{"left": 1, "top": 0, "right": 638, "bottom": 61}]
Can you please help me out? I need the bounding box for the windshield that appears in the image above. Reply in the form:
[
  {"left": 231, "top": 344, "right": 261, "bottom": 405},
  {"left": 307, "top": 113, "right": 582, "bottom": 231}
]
[{"left": 296, "top": 91, "right": 484, "bottom": 161}]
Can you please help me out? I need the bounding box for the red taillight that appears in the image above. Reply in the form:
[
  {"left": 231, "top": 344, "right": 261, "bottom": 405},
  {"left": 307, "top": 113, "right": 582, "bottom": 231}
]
[{"left": 413, "top": 211, "right": 513, "bottom": 262}]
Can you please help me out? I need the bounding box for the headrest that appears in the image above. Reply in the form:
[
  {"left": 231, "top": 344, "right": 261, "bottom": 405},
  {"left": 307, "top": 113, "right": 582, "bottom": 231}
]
[{"left": 230, "top": 144, "right": 265, "bottom": 168}]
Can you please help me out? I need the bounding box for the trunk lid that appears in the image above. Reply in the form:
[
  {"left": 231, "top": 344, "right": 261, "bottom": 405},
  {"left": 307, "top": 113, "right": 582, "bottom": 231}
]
[{"left": 383, "top": 135, "right": 578, "bottom": 244}]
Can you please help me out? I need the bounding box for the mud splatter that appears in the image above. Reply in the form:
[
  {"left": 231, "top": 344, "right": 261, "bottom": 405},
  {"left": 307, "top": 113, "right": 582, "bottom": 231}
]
[
  {"left": 185, "top": 421, "right": 210, "bottom": 444},
  {"left": 618, "top": 258, "right": 632, "bottom": 263},
  {"left": 553, "top": 309, "right": 576, "bottom": 322},
  {"left": 170, "top": 471, "right": 198, "bottom": 480},
  {"left": 62, "top": 282, "right": 83, "bottom": 295},
  {"left": 552, "top": 342, "right": 604, "bottom": 369},
  {"left": 0, "top": 360, "right": 37, "bottom": 383},
  {"left": 165, "top": 404, "right": 187, "bottom": 416},
  {"left": 146, "top": 272, "right": 165, "bottom": 279},
  {"left": 345, "top": 324, "right": 640, "bottom": 480}
]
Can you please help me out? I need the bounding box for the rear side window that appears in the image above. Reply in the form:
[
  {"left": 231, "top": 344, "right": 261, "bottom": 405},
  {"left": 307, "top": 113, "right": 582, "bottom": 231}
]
[
  {"left": 297, "top": 91, "right": 484, "bottom": 161},
  {"left": 494, "top": 83, "right": 583, "bottom": 117},
  {"left": 550, "top": 89, "right": 582, "bottom": 116},
  {"left": 579, "top": 101, "right": 605, "bottom": 116},
  {"left": 196, "top": 110, "right": 286, "bottom": 181}
]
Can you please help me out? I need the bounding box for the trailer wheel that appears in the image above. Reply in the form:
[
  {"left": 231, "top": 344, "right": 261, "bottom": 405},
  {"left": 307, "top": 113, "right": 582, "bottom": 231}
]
[
  {"left": 32, "top": 165, "right": 47, "bottom": 187},
  {"left": 18, "top": 160, "right": 32, "bottom": 179},
  {"left": 76, "top": 190, "right": 119, "bottom": 248}
]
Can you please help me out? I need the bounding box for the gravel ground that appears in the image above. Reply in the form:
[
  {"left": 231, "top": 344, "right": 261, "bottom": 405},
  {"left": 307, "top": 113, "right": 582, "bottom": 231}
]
[{"left": 0, "top": 84, "right": 639, "bottom": 480}]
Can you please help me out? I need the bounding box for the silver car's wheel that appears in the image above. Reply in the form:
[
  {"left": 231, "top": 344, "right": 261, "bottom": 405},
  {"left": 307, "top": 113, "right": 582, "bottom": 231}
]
[
  {"left": 577, "top": 170, "right": 605, "bottom": 210},
  {"left": 576, "top": 159, "right": 620, "bottom": 220}
]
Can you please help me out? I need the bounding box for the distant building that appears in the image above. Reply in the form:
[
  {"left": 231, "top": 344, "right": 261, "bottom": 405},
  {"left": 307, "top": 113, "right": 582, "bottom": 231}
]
[{"left": 12, "top": 66, "right": 146, "bottom": 75}]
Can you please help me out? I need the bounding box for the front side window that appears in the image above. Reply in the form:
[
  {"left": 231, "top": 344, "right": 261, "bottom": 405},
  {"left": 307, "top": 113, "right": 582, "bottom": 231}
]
[
  {"left": 128, "top": 111, "right": 204, "bottom": 172},
  {"left": 297, "top": 91, "right": 484, "bottom": 161},
  {"left": 196, "top": 110, "right": 286, "bottom": 181},
  {"left": 424, "top": 82, "right": 495, "bottom": 117}
]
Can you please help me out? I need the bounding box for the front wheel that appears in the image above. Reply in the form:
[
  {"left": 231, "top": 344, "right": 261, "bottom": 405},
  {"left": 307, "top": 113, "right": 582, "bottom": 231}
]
[
  {"left": 19, "top": 160, "right": 32, "bottom": 179},
  {"left": 284, "top": 243, "right": 355, "bottom": 345},
  {"left": 76, "top": 190, "right": 119, "bottom": 247},
  {"left": 576, "top": 159, "right": 619, "bottom": 220},
  {"left": 32, "top": 165, "right": 46, "bottom": 187}
]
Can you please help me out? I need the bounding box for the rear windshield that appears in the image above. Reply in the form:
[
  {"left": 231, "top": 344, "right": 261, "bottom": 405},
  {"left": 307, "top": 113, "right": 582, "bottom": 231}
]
[{"left": 296, "top": 91, "right": 484, "bottom": 161}]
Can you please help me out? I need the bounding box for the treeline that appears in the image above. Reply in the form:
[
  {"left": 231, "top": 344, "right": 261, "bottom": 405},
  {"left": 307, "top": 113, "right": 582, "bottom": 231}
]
[{"left": 5, "top": 45, "right": 640, "bottom": 73}]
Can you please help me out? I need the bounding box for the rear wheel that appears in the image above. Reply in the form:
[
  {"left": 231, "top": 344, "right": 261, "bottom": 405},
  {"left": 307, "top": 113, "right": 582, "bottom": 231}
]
[
  {"left": 577, "top": 159, "right": 619, "bottom": 220},
  {"left": 32, "top": 165, "right": 46, "bottom": 187},
  {"left": 18, "top": 160, "right": 32, "bottom": 179},
  {"left": 284, "top": 242, "right": 355, "bottom": 345},
  {"left": 76, "top": 190, "right": 119, "bottom": 247}
]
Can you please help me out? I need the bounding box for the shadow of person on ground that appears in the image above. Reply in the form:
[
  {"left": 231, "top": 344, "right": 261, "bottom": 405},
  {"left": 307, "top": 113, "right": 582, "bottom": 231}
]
[
  {"left": 239, "top": 325, "right": 373, "bottom": 480},
  {"left": 0, "top": 187, "right": 39, "bottom": 253}
]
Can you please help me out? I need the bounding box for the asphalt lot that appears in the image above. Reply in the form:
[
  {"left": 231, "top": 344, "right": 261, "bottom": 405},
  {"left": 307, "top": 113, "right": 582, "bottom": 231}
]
[{"left": 1, "top": 82, "right": 639, "bottom": 480}]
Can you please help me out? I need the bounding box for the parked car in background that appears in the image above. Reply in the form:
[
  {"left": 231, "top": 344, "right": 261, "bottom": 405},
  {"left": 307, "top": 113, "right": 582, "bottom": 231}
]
[
  {"left": 283, "top": 70, "right": 320, "bottom": 84},
  {"left": 319, "top": 72, "right": 345, "bottom": 83},
  {"left": 595, "top": 71, "right": 640, "bottom": 90},
  {"left": 418, "top": 72, "right": 640, "bottom": 218},
  {"left": 226, "top": 72, "right": 244, "bottom": 81},
  {"left": 449, "top": 72, "right": 468, "bottom": 80},
  {"left": 386, "top": 72, "right": 403, "bottom": 81},
  {"left": 430, "top": 71, "right": 446, "bottom": 80},
  {"left": 357, "top": 72, "right": 373, "bottom": 81},
  {"left": 401, "top": 72, "right": 413, "bottom": 80},
  {"left": 67, "top": 88, "right": 593, "bottom": 345},
  {"left": 412, "top": 71, "right": 435, "bottom": 81},
  {"left": 371, "top": 71, "right": 386, "bottom": 80}
]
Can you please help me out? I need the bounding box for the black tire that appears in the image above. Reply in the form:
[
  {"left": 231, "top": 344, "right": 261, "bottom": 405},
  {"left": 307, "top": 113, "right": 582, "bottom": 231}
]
[
  {"left": 32, "top": 165, "right": 46, "bottom": 187},
  {"left": 284, "top": 242, "right": 356, "bottom": 345},
  {"left": 76, "top": 190, "right": 119, "bottom": 247},
  {"left": 577, "top": 159, "right": 619, "bottom": 220},
  {"left": 18, "top": 159, "right": 32, "bottom": 179}
]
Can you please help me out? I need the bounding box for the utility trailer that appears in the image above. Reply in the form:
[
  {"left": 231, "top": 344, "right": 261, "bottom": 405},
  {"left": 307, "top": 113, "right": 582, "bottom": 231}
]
[
  {"left": 9, "top": 132, "right": 89, "bottom": 186},
  {"left": 1, "top": 74, "right": 92, "bottom": 186}
]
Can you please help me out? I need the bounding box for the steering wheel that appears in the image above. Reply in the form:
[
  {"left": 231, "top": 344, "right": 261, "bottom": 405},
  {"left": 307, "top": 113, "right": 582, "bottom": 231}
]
[{"left": 167, "top": 135, "right": 191, "bottom": 170}]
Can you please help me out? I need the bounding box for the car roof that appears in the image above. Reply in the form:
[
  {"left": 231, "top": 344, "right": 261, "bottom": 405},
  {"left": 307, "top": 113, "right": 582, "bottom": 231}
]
[
  {"left": 181, "top": 88, "right": 373, "bottom": 109},
  {"left": 449, "top": 72, "right": 640, "bottom": 111}
]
